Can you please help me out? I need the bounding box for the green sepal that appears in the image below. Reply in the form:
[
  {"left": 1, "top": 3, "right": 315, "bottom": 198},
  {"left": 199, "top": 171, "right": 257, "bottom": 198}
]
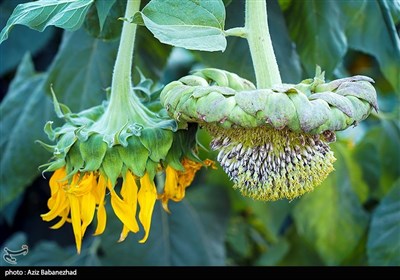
[
  {"left": 118, "top": 135, "right": 149, "bottom": 177},
  {"left": 264, "top": 91, "right": 299, "bottom": 130},
  {"left": 139, "top": 128, "right": 173, "bottom": 162},
  {"left": 67, "top": 142, "right": 84, "bottom": 173},
  {"left": 41, "top": 158, "right": 66, "bottom": 173},
  {"left": 79, "top": 133, "right": 107, "bottom": 172},
  {"left": 102, "top": 147, "right": 123, "bottom": 186},
  {"left": 145, "top": 159, "right": 158, "bottom": 181}
]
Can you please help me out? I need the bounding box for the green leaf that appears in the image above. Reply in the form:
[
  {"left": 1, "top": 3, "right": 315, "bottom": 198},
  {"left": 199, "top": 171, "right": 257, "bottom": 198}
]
[
  {"left": 354, "top": 120, "right": 400, "bottom": 199},
  {"left": 255, "top": 239, "right": 290, "bottom": 266},
  {"left": 44, "top": 29, "right": 118, "bottom": 112},
  {"left": 293, "top": 142, "right": 370, "bottom": 265},
  {"left": 98, "top": 184, "right": 230, "bottom": 265},
  {"left": 0, "top": 0, "right": 55, "bottom": 75},
  {"left": 84, "top": 0, "right": 123, "bottom": 40},
  {"left": 0, "top": 54, "right": 54, "bottom": 210},
  {"left": 196, "top": 0, "right": 301, "bottom": 83},
  {"left": 284, "top": 0, "right": 347, "bottom": 77},
  {"left": 136, "top": 26, "right": 173, "bottom": 81},
  {"left": 341, "top": 0, "right": 400, "bottom": 93},
  {"left": 137, "top": 0, "right": 226, "bottom": 51},
  {"left": 95, "top": 0, "right": 116, "bottom": 31},
  {"left": 279, "top": 227, "right": 324, "bottom": 266},
  {"left": 367, "top": 180, "right": 400, "bottom": 265},
  {"left": 248, "top": 199, "right": 294, "bottom": 240},
  {"left": 0, "top": 0, "right": 94, "bottom": 44}
]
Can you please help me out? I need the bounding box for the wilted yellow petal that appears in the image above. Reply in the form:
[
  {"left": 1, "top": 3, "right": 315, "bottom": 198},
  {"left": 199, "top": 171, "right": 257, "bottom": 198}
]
[
  {"left": 81, "top": 192, "right": 96, "bottom": 237},
  {"left": 109, "top": 184, "right": 139, "bottom": 234},
  {"left": 50, "top": 207, "right": 70, "bottom": 229},
  {"left": 138, "top": 173, "right": 157, "bottom": 243},
  {"left": 159, "top": 166, "right": 178, "bottom": 213},
  {"left": 49, "top": 168, "right": 67, "bottom": 195},
  {"left": 93, "top": 175, "right": 107, "bottom": 236},
  {"left": 94, "top": 201, "right": 107, "bottom": 236},
  {"left": 68, "top": 172, "right": 95, "bottom": 196},
  {"left": 41, "top": 191, "right": 69, "bottom": 221},
  {"left": 67, "top": 194, "right": 82, "bottom": 254},
  {"left": 118, "top": 171, "right": 138, "bottom": 242}
]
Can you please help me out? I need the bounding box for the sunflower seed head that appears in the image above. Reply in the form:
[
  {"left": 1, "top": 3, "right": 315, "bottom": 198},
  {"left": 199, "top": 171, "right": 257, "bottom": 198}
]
[{"left": 207, "top": 125, "right": 336, "bottom": 201}]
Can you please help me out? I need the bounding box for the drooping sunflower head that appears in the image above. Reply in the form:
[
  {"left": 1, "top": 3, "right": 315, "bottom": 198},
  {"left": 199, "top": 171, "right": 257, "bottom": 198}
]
[
  {"left": 161, "top": 67, "right": 378, "bottom": 201},
  {"left": 38, "top": 78, "right": 212, "bottom": 253}
]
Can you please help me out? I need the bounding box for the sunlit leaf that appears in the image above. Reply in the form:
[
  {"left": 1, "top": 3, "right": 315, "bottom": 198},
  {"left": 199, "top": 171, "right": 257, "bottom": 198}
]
[
  {"left": 0, "top": 0, "right": 55, "bottom": 75},
  {"left": 136, "top": 0, "right": 226, "bottom": 51},
  {"left": 0, "top": 0, "right": 94, "bottom": 44}
]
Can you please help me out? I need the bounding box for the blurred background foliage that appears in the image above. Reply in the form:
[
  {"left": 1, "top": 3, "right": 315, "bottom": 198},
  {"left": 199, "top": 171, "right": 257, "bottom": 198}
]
[{"left": 0, "top": 0, "right": 399, "bottom": 266}]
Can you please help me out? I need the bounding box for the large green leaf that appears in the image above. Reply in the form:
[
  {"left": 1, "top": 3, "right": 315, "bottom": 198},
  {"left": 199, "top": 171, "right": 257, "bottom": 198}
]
[
  {"left": 367, "top": 180, "right": 400, "bottom": 265},
  {"left": 136, "top": 0, "right": 226, "bottom": 51},
  {"left": 293, "top": 142, "right": 370, "bottom": 265},
  {"left": 284, "top": 0, "right": 347, "bottom": 78},
  {"left": 98, "top": 183, "right": 230, "bottom": 265},
  {"left": 354, "top": 119, "right": 400, "bottom": 199},
  {"left": 196, "top": 0, "right": 301, "bottom": 84},
  {"left": 341, "top": 0, "right": 400, "bottom": 93},
  {"left": 0, "top": 0, "right": 55, "bottom": 75},
  {"left": 44, "top": 29, "right": 118, "bottom": 111},
  {"left": 0, "top": 55, "right": 54, "bottom": 210},
  {"left": 0, "top": 0, "right": 94, "bottom": 44}
]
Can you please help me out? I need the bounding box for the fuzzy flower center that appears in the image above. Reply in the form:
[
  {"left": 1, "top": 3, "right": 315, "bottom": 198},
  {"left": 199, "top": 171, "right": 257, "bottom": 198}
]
[{"left": 207, "top": 126, "right": 336, "bottom": 200}]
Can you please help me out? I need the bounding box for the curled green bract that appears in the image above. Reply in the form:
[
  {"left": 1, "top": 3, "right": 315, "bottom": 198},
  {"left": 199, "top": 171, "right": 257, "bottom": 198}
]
[
  {"left": 160, "top": 67, "right": 378, "bottom": 201},
  {"left": 161, "top": 67, "right": 378, "bottom": 134}
]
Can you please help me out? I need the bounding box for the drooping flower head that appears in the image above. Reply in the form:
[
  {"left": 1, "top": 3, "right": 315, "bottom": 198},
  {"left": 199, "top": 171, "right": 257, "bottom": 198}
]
[
  {"left": 38, "top": 76, "right": 212, "bottom": 254},
  {"left": 161, "top": 67, "right": 378, "bottom": 201}
]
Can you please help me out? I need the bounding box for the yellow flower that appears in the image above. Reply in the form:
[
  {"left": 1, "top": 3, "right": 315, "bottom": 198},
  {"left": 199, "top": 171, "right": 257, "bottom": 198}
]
[
  {"left": 159, "top": 158, "right": 215, "bottom": 213},
  {"left": 41, "top": 158, "right": 214, "bottom": 253},
  {"left": 41, "top": 167, "right": 159, "bottom": 253}
]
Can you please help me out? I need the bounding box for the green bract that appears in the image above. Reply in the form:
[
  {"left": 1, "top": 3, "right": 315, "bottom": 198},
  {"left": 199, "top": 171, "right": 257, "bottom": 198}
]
[
  {"left": 39, "top": 78, "right": 200, "bottom": 184},
  {"left": 160, "top": 68, "right": 378, "bottom": 200},
  {"left": 161, "top": 67, "right": 378, "bottom": 133}
]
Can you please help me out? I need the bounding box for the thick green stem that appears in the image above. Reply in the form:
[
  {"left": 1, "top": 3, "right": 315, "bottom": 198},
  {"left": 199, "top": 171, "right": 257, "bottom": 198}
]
[
  {"left": 108, "top": 0, "right": 141, "bottom": 113},
  {"left": 245, "top": 0, "right": 281, "bottom": 88},
  {"left": 97, "top": 0, "right": 158, "bottom": 136}
]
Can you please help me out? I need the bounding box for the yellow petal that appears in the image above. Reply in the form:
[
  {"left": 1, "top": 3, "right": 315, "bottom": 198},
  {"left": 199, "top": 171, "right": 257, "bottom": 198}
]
[
  {"left": 93, "top": 175, "right": 107, "bottom": 236},
  {"left": 50, "top": 207, "right": 70, "bottom": 229},
  {"left": 81, "top": 192, "right": 96, "bottom": 237},
  {"left": 138, "top": 173, "right": 157, "bottom": 243},
  {"left": 68, "top": 172, "right": 95, "bottom": 196},
  {"left": 117, "top": 171, "right": 138, "bottom": 241},
  {"left": 94, "top": 201, "right": 107, "bottom": 236},
  {"left": 159, "top": 166, "right": 179, "bottom": 213},
  {"left": 49, "top": 168, "right": 67, "bottom": 195},
  {"left": 109, "top": 182, "right": 139, "bottom": 233},
  {"left": 41, "top": 191, "right": 69, "bottom": 221},
  {"left": 118, "top": 226, "right": 130, "bottom": 243},
  {"left": 67, "top": 194, "right": 82, "bottom": 254}
]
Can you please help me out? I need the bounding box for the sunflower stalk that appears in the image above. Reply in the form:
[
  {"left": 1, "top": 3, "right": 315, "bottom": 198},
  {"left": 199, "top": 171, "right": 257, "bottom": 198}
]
[{"left": 245, "top": 0, "right": 281, "bottom": 88}]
